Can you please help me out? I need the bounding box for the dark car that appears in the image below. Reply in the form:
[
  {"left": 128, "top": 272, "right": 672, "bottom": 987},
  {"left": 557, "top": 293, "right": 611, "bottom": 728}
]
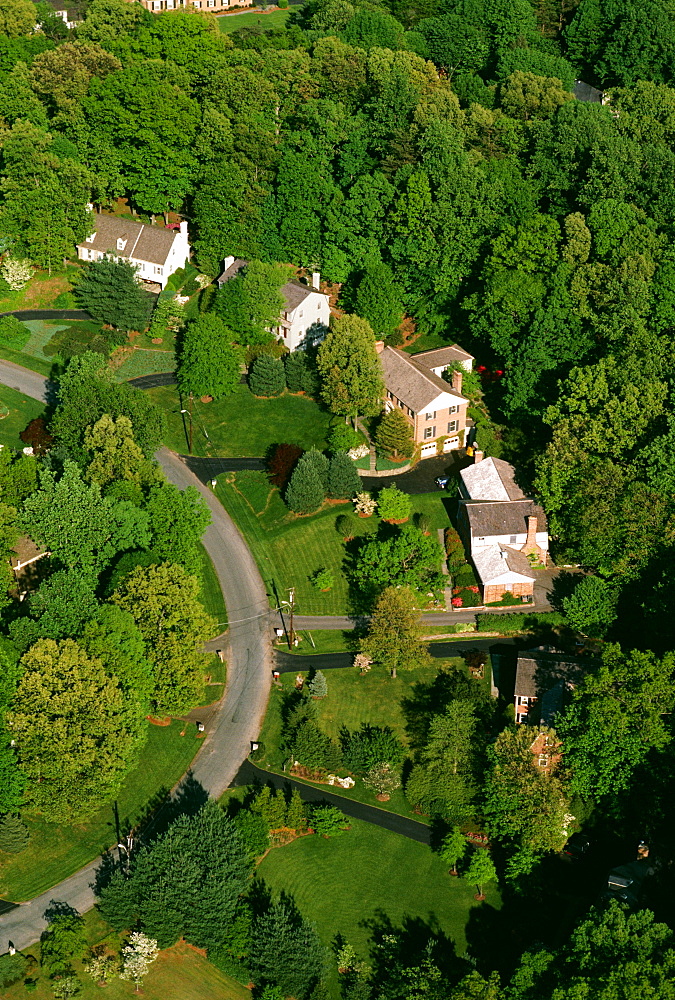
[
  {"left": 563, "top": 833, "right": 591, "bottom": 860},
  {"left": 435, "top": 476, "right": 450, "bottom": 489}
]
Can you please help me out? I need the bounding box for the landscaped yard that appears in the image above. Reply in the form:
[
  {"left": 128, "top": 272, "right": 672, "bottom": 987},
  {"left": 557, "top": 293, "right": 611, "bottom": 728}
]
[
  {"left": 9, "top": 910, "right": 251, "bottom": 1000},
  {"left": 217, "top": 7, "right": 290, "bottom": 32},
  {"left": 0, "top": 269, "right": 76, "bottom": 314},
  {"left": 0, "top": 319, "right": 109, "bottom": 377},
  {"left": 259, "top": 818, "right": 499, "bottom": 977},
  {"left": 0, "top": 385, "right": 46, "bottom": 449},
  {"left": 149, "top": 384, "right": 332, "bottom": 457},
  {"left": 112, "top": 345, "right": 176, "bottom": 381},
  {"left": 0, "top": 722, "right": 201, "bottom": 901}
]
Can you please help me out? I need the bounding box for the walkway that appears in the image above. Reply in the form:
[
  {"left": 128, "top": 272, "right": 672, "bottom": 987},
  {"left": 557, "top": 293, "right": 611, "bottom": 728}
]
[{"left": 234, "top": 761, "right": 430, "bottom": 845}]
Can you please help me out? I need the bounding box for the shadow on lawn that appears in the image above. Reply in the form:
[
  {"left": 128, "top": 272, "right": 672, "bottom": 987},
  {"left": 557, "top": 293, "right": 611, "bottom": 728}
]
[
  {"left": 401, "top": 666, "right": 496, "bottom": 753},
  {"left": 361, "top": 909, "right": 470, "bottom": 988}
]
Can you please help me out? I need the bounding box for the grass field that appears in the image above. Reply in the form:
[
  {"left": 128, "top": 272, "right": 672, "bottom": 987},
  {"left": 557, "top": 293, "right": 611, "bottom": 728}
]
[
  {"left": 0, "top": 722, "right": 201, "bottom": 901},
  {"left": 284, "top": 628, "right": 355, "bottom": 655},
  {"left": 113, "top": 346, "right": 176, "bottom": 381},
  {"left": 217, "top": 7, "right": 290, "bottom": 32},
  {"left": 0, "top": 319, "right": 108, "bottom": 376},
  {"left": 0, "top": 385, "right": 46, "bottom": 449},
  {"left": 8, "top": 911, "right": 251, "bottom": 1000},
  {"left": 0, "top": 270, "right": 75, "bottom": 314},
  {"left": 148, "top": 384, "right": 331, "bottom": 457},
  {"left": 258, "top": 818, "right": 499, "bottom": 974}
]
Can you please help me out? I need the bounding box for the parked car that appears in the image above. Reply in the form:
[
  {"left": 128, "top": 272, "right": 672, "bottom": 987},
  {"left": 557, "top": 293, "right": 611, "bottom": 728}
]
[{"left": 563, "top": 833, "right": 591, "bottom": 860}]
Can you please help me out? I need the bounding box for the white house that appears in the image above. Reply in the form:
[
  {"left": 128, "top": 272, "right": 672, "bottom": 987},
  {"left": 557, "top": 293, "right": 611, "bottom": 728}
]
[
  {"left": 410, "top": 344, "right": 475, "bottom": 379},
  {"left": 217, "top": 258, "right": 331, "bottom": 352},
  {"left": 76, "top": 214, "right": 190, "bottom": 291},
  {"left": 457, "top": 455, "right": 549, "bottom": 603}
]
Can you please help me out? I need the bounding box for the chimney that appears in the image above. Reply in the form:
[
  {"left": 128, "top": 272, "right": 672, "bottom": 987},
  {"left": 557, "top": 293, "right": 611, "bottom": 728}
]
[
  {"left": 473, "top": 449, "right": 484, "bottom": 463},
  {"left": 312, "top": 271, "right": 320, "bottom": 291},
  {"left": 451, "top": 368, "right": 463, "bottom": 394},
  {"left": 179, "top": 220, "right": 188, "bottom": 237},
  {"left": 223, "top": 255, "right": 235, "bottom": 270},
  {"left": 374, "top": 340, "right": 385, "bottom": 354},
  {"left": 525, "top": 514, "right": 537, "bottom": 550}
]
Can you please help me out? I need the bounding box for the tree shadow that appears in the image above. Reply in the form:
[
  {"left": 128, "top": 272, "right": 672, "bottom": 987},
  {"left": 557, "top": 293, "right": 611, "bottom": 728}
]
[
  {"left": 42, "top": 899, "right": 81, "bottom": 926},
  {"left": 401, "top": 665, "right": 494, "bottom": 753},
  {"left": 360, "top": 909, "right": 469, "bottom": 989},
  {"left": 547, "top": 570, "right": 582, "bottom": 612}
]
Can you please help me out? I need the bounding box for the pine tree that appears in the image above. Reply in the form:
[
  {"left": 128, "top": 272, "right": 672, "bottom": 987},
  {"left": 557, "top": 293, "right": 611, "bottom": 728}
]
[
  {"left": 0, "top": 814, "right": 29, "bottom": 853},
  {"left": 75, "top": 255, "right": 152, "bottom": 332},
  {"left": 308, "top": 670, "right": 328, "bottom": 698},
  {"left": 249, "top": 355, "right": 286, "bottom": 396},
  {"left": 285, "top": 351, "right": 309, "bottom": 392},
  {"left": 328, "top": 452, "right": 361, "bottom": 500},
  {"left": 250, "top": 894, "right": 325, "bottom": 999},
  {"left": 301, "top": 448, "right": 330, "bottom": 493},
  {"left": 286, "top": 462, "right": 325, "bottom": 514},
  {"left": 284, "top": 789, "right": 307, "bottom": 832},
  {"left": 96, "top": 868, "right": 138, "bottom": 932},
  {"left": 375, "top": 408, "right": 415, "bottom": 459}
]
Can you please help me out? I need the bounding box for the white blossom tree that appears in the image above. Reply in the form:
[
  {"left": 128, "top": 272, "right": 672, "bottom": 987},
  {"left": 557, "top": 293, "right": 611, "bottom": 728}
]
[
  {"left": 119, "top": 933, "right": 159, "bottom": 993},
  {"left": 1, "top": 257, "right": 33, "bottom": 290}
]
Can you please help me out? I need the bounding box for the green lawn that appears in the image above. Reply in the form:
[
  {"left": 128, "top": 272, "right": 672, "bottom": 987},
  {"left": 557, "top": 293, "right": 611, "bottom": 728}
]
[
  {"left": 284, "top": 628, "right": 356, "bottom": 655},
  {"left": 113, "top": 346, "right": 176, "bottom": 381},
  {"left": 0, "top": 269, "right": 75, "bottom": 314},
  {"left": 8, "top": 911, "right": 251, "bottom": 1000},
  {"left": 217, "top": 8, "right": 290, "bottom": 32},
  {"left": 259, "top": 819, "right": 499, "bottom": 975},
  {"left": 0, "top": 385, "right": 46, "bottom": 449},
  {"left": 404, "top": 330, "right": 457, "bottom": 354},
  {"left": 148, "top": 384, "right": 332, "bottom": 457},
  {"left": 0, "top": 319, "right": 107, "bottom": 377},
  {"left": 0, "top": 722, "right": 201, "bottom": 901}
]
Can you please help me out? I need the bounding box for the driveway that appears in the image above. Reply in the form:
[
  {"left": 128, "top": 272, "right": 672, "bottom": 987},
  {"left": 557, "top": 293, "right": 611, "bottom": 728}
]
[
  {"left": 274, "top": 636, "right": 518, "bottom": 672},
  {"left": 0, "top": 359, "right": 52, "bottom": 404},
  {"left": 359, "top": 452, "right": 470, "bottom": 495}
]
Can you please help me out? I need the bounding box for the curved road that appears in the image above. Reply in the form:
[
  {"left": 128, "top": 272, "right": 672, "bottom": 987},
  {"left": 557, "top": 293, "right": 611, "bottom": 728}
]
[{"left": 0, "top": 362, "right": 274, "bottom": 949}]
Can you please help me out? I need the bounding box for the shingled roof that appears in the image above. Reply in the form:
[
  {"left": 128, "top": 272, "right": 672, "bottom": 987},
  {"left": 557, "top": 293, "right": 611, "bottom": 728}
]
[
  {"left": 412, "top": 344, "right": 475, "bottom": 370},
  {"left": 473, "top": 544, "right": 535, "bottom": 585},
  {"left": 216, "top": 258, "right": 323, "bottom": 314},
  {"left": 380, "top": 346, "right": 466, "bottom": 414},
  {"left": 515, "top": 649, "right": 586, "bottom": 706},
  {"left": 460, "top": 457, "right": 527, "bottom": 501},
  {"left": 465, "top": 499, "right": 547, "bottom": 537},
  {"left": 77, "top": 214, "right": 177, "bottom": 266}
]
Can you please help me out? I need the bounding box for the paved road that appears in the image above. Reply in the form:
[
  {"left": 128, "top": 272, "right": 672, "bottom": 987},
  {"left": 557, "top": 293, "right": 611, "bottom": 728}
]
[
  {"left": 274, "top": 637, "right": 517, "bottom": 672},
  {"left": 278, "top": 601, "right": 550, "bottom": 632},
  {"left": 0, "top": 359, "right": 52, "bottom": 404},
  {"left": 0, "top": 310, "right": 91, "bottom": 321},
  {"left": 234, "top": 761, "right": 430, "bottom": 844},
  {"left": 181, "top": 456, "right": 266, "bottom": 481},
  {"left": 127, "top": 372, "right": 177, "bottom": 389}
]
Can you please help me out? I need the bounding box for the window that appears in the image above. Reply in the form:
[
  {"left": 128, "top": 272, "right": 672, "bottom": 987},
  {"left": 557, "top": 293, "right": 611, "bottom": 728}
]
[
  {"left": 407, "top": 407, "right": 413, "bottom": 417},
  {"left": 424, "top": 426, "right": 435, "bottom": 440},
  {"left": 387, "top": 391, "right": 393, "bottom": 400},
  {"left": 116, "top": 237, "right": 127, "bottom": 252},
  {"left": 193, "top": 1, "right": 201, "bottom": 6},
  {"left": 449, "top": 404, "right": 458, "bottom": 414},
  {"left": 152, "top": 1, "right": 160, "bottom": 8},
  {"left": 477, "top": 537, "right": 485, "bottom": 542},
  {"left": 85, "top": 232, "right": 95, "bottom": 243},
  {"left": 509, "top": 535, "right": 517, "bottom": 544},
  {"left": 447, "top": 420, "right": 458, "bottom": 433},
  {"left": 425, "top": 411, "right": 436, "bottom": 420},
  {"left": 154, "top": 266, "right": 163, "bottom": 276},
  {"left": 538, "top": 754, "right": 549, "bottom": 767},
  {"left": 167, "top": 0, "right": 175, "bottom": 7}
]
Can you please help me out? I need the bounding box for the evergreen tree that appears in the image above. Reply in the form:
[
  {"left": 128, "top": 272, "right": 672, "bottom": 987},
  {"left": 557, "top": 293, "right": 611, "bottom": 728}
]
[
  {"left": 285, "top": 351, "right": 313, "bottom": 393},
  {"left": 301, "top": 448, "right": 330, "bottom": 493},
  {"left": 285, "top": 789, "right": 307, "bottom": 832},
  {"left": 249, "top": 894, "right": 325, "bottom": 1000},
  {"left": 354, "top": 262, "right": 403, "bottom": 338},
  {"left": 285, "top": 462, "right": 325, "bottom": 515},
  {"left": 249, "top": 355, "right": 286, "bottom": 397},
  {"left": 292, "top": 719, "right": 341, "bottom": 771},
  {"left": 178, "top": 314, "right": 243, "bottom": 400},
  {"left": 308, "top": 670, "right": 328, "bottom": 698},
  {"left": 0, "top": 814, "right": 29, "bottom": 854},
  {"left": 75, "top": 255, "right": 152, "bottom": 332},
  {"left": 375, "top": 408, "right": 415, "bottom": 459},
  {"left": 327, "top": 451, "right": 361, "bottom": 500}
]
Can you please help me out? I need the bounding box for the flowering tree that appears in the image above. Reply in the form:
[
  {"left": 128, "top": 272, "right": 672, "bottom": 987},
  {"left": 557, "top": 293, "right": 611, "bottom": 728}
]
[
  {"left": 1, "top": 257, "right": 32, "bottom": 290},
  {"left": 119, "top": 933, "right": 158, "bottom": 993}
]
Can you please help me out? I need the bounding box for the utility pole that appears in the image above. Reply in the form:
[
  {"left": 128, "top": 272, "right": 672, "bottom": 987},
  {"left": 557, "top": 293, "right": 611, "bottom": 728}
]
[
  {"left": 189, "top": 392, "right": 193, "bottom": 455},
  {"left": 288, "top": 587, "right": 295, "bottom": 649}
]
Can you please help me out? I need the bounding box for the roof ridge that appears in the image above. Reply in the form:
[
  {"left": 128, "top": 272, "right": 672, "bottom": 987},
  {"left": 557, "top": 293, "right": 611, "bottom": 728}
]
[{"left": 388, "top": 348, "right": 466, "bottom": 401}]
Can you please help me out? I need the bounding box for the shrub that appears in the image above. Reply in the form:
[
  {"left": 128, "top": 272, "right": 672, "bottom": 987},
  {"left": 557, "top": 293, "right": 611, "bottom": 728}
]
[
  {"left": 1, "top": 257, "right": 32, "bottom": 290},
  {"left": 19, "top": 417, "right": 53, "bottom": 456},
  {"left": 328, "top": 421, "right": 361, "bottom": 453},
  {"left": 234, "top": 809, "right": 271, "bottom": 859},
  {"left": 310, "top": 804, "right": 349, "bottom": 836},
  {"left": 336, "top": 513, "right": 358, "bottom": 539},
  {"left": 182, "top": 277, "right": 200, "bottom": 297},
  {"left": 0, "top": 315, "right": 30, "bottom": 349},
  {"left": 445, "top": 526, "right": 466, "bottom": 572},
  {"left": 454, "top": 562, "right": 479, "bottom": 588},
  {"left": 311, "top": 569, "right": 334, "bottom": 591},
  {"left": 378, "top": 484, "right": 412, "bottom": 521},
  {"left": 476, "top": 612, "right": 565, "bottom": 634},
  {"left": 0, "top": 814, "right": 29, "bottom": 853},
  {"left": 249, "top": 355, "right": 286, "bottom": 396},
  {"left": 308, "top": 670, "right": 328, "bottom": 697},
  {"left": 363, "top": 762, "right": 401, "bottom": 797},
  {"left": 328, "top": 451, "right": 361, "bottom": 500},
  {"left": 267, "top": 443, "right": 303, "bottom": 489},
  {"left": 278, "top": 0, "right": 288, "bottom": 7},
  {"left": 0, "top": 953, "right": 28, "bottom": 987},
  {"left": 415, "top": 512, "right": 431, "bottom": 534},
  {"left": 353, "top": 491, "right": 376, "bottom": 516}
]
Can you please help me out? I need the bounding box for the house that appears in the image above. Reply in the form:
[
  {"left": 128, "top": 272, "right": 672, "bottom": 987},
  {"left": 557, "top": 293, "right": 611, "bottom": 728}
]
[
  {"left": 76, "top": 214, "right": 190, "bottom": 291},
  {"left": 528, "top": 729, "right": 563, "bottom": 771},
  {"left": 216, "top": 258, "right": 331, "bottom": 352},
  {"left": 457, "top": 455, "right": 549, "bottom": 603},
  {"left": 376, "top": 345, "right": 469, "bottom": 458},
  {"left": 136, "top": 0, "right": 252, "bottom": 12},
  {"left": 513, "top": 648, "right": 583, "bottom": 724},
  {"left": 408, "top": 344, "right": 475, "bottom": 379}
]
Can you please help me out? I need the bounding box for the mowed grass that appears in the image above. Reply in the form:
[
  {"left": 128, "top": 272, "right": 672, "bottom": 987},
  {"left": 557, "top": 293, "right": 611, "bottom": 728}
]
[
  {"left": 0, "top": 722, "right": 201, "bottom": 901},
  {"left": 218, "top": 7, "right": 290, "bottom": 31},
  {"left": 148, "top": 384, "right": 331, "bottom": 457},
  {"left": 0, "top": 385, "right": 46, "bottom": 448},
  {"left": 9, "top": 911, "right": 251, "bottom": 1000},
  {"left": 258, "top": 819, "right": 499, "bottom": 966},
  {"left": 195, "top": 540, "right": 227, "bottom": 626}
]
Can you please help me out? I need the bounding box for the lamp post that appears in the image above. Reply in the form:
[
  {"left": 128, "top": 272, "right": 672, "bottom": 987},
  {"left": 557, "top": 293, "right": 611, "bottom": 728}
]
[{"left": 179, "top": 393, "right": 193, "bottom": 454}]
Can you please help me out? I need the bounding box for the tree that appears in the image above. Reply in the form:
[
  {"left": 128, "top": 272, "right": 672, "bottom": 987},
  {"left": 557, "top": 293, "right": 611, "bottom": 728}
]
[
  {"left": 363, "top": 761, "right": 401, "bottom": 798},
  {"left": 0, "top": 953, "right": 28, "bottom": 988},
  {"left": 405, "top": 701, "right": 477, "bottom": 823},
  {"left": 178, "top": 314, "right": 243, "bottom": 400},
  {"left": 0, "top": 257, "right": 32, "bottom": 290},
  {"left": 499, "top": 71, "right": 573, "bottom": 120},
  {"left": 21, "top": 461, "right": 150, "bottom": 576},
  {"left": 40, "top": 911, "right": 87, "bottom": 976},
  {"left": 147, "top": 294, "right": 183, "bottom": 342},
  {"left": 249, "top": 355, "right": 286, "bottom": 396},
  {"left": 440, "top": 827, "right": 466, "bottom": 875},
  {"left": 145, "top": 482, "right": 211, "bottom": 575},
  {"left": 327, "top": 451, "right": 361, "bottom": 500},
  {"left": 308, "top": 670, "right": 328, "bottom": 697},
  {"left": 9, "top": 568, "right": 99, "bottom": 652},
  {"left": 0, "top": 813, "right": 29, "bottom": 853},
  {"left": 557, "top": 644, "right": 675, "bottom": 799},
  {"left": 120, "top": 933, "right": 158, "bottom": 992},
  {"left": 8, "top": 639, "right": 145, "bottom": 821},
  {"left": 377, "top": 484, "right": 412, "bottom": 522},
  {"left": 336, "top": 513, "right": 359, "bottom": 540},
  {"left": 0, "top": 0, "right": 36, "bottom": 36},
  {"left": 317, "top": 315, "right": 385, "bottom": 425},
  {"left": 215, "top": 260, "right": 290, "bottom": 346},
  {"left": 375, "top": 408, "right": 415, "bottom": 459},
  {"left": 285, "top": 461, "right": 325, "bottom": 515},
  {"left": 84, "top": 952, "right": 116, "bottom": 987},
  {"left": 355, "top": 525, "right": 444, "bottom": 599},
  {"left": 360, "top": 586, "right": 431, "bottom": 677},
  {"left": 561, "top": 575, "right": 618, "bottom": 636},
  {"left": 340, "top": 724, "right": 405, "bottom": 774},
  {"left": 84, "top": 414, "right": 161, "bottom": 491},
  {"left": 310, "top": 803, "right": 349, "bottom": 836},
  {"left": 112, "top": 563, "right": 214, "bottom": 715},
  {"left": 29, "top": 41, "right": 121, "bottom": 117},
  {"left": 354, "top": 262, "right": 403, "bottom": 338},
  {"left": 267, "top": 443, "right": 303, "bottom": 489},
  {"left": 249, "top": 893, "right": 325, "bottom": 999},
  {"left": 51, "top": 976, "right": 81, "bottom": 1000},
  {"left": 463, "top": 849, "right": 496, "bottom": 901},
  {"left": 75, "top": 256, "right": 152, "bottom": 333},
  {"left": 284, "top": 351, "right": 316, "bottom": 394},
  {"left": 327, "top": 421, "right": 362, "bottom": 453}
]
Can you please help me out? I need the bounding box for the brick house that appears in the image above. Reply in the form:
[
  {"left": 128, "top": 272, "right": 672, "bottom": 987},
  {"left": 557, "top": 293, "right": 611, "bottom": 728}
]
[
  {"left": 216, "top": 258, "right": 331, "bottom": 352},
  {"left": 376, "top": 344, "right": 470, "bottom": 458},
  {"left": 76, "top": 213, "right": 190, "bottom": 290},
  {"left": 457, "top": 455, "right": 549, "bottom": 603}
]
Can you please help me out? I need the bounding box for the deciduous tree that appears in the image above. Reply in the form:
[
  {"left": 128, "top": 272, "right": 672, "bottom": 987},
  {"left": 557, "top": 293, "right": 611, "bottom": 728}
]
[
  {"left": 360, "top": 585, "right": 430, "bottom": 677},
  {"left": 178, "top": 314, "right": 243, "bottom": 400},
  {"left": 317, "top": 315, "right": 385, "bottom": 424}
]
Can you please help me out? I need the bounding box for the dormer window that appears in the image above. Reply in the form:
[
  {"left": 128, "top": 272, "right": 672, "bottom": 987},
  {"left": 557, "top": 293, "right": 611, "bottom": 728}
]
[
  {"left": 85, "top": 232, "right": 95, "bottom": 243},
  {"left": 117, "top": 237, "right": 127, "bottom": 252}
]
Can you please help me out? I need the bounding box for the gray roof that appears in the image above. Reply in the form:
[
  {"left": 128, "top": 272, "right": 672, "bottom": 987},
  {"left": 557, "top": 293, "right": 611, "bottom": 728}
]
[
  {"left": 460, "top": 457, "right": 526, "bottom": 502},
  {"left": 473, "top": 543, "right": 535, "bottom": 585},
  {"left": 282, "top": 280, "right": 318, "bottom": 312},
  {"left": 412, "top": 344, "right": 474, "bottom": 369},
  {"left": 217, "top": 258, "right": 247, "bottom": 285},
  {"left": 515, "top": 649, "right": 585, "bottom": 700},
  {"left": 380, "top": 346, "right": 466, "bottom": 414},
  {"left": 574, "top": 80, "right": 603, "bottom": 103},
  {"left": 77, "top": 214, "right": 177, "bottom": 266},
  {"left": 465, "top": 499, "right": 547, "bottom": 537}
]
